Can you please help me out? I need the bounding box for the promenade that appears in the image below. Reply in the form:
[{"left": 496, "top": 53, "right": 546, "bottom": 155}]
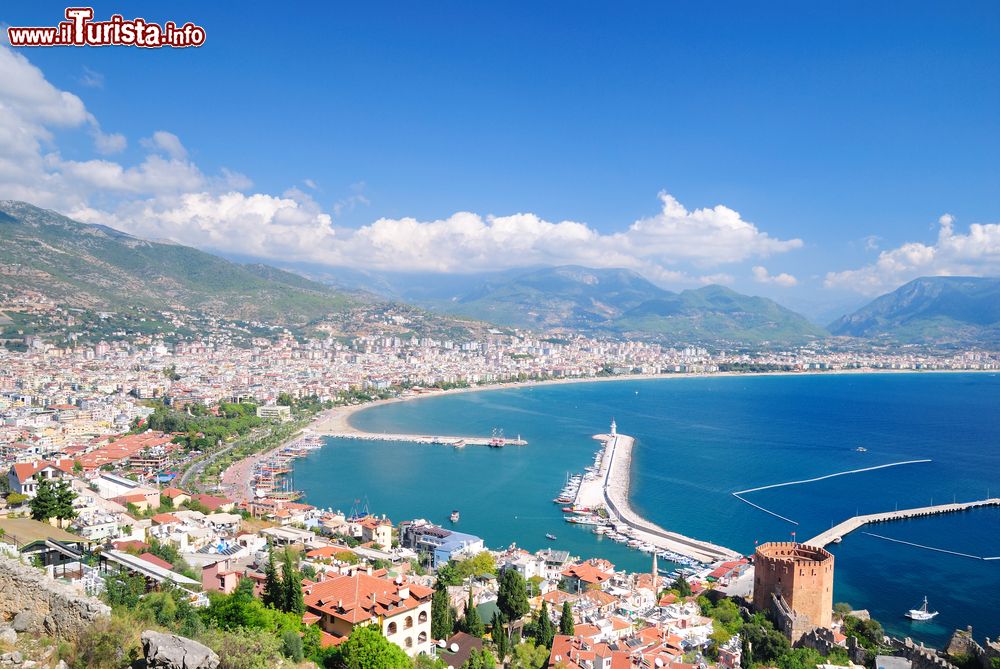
[
  {"left": 583, "top": 431, "right": 741, "bottom": 564},
  {"left": 806, "top": 497, "right": 1000, "bottom": 547}
]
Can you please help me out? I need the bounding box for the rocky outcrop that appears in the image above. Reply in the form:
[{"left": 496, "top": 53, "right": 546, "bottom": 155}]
[
  {"left": 0, "top": 555, "right": 109, "bottom": 640},
  {"left": 141, "top": 631, "right": 220, "bottom": 669}
]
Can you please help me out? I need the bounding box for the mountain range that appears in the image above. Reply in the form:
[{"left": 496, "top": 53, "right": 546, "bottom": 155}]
[
  {"left": 829, "top": 276, "right": 1000, "bottom": 346},
  {"left": 1, "top": 200, "right": 997, "bottom": 348},
  {"left": 0, "top": 200, "right": 357, "bottom": 326}
]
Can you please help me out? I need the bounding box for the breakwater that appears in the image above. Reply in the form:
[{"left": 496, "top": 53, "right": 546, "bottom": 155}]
[
  {"left": 588, "top": 432, "right": 741, "bottom": 564},
  {"left": 806, "top": 498, "right": 1000, "bottom": 548},
  {"left": 317, "top": 431, "right": 527, "bottom": 446}
]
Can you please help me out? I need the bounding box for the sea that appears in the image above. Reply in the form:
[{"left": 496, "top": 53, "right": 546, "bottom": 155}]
[{"left": 291, "top": 372, "right": 1000, "bottom": 647}]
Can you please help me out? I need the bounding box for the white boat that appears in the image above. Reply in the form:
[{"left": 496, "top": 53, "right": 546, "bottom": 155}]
[{"left": 905, "top": 596, "right": 938, "bottom": 621}]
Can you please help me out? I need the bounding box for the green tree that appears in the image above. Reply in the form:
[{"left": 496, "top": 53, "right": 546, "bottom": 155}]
[
  {"left": 833, "top": 602, "right": 853, "bottom": 619},
  {"left": 29, "top": 478, "right": 58, "bottom": 522},
  {"left": 741, "top": 614, "right": 790, "bottom": 665},
  {"left": 431, "top": 587, "right": 454, "bottom": 640},
  {"left": 281, "top": 549, "right": 305, "bottom": 615},
  {"left": 340, "top": 624, "right": 412, "bottom": 669},
  {"left": 532, "top": 602, "right": 554, "bottom": 649},
  {"left": 672, "top": 575, "right": 692, "bottom": 597},
  {"left": 559, "top": 600, "right": 574, "bottom": 636},
  {"left": 510, "top": 641, "right": 549, "bottom": 669},
  {"left": 54, "top": 479, "right": 78, "bottom": 527},
  {"left": 262, "top": 548, "right": 281, "bottom": 609},
  {"left": 497, "top": 569, "right": 530, "bottom": 622},
  {"left": 777, "top": 647, "right": 829, "bottom": 669},
  {"left": 415, "top": 655, "right": 447, "bottom": 669},
  {"left": 281, "top": 629, "right": 304, "bottom": 662},
  {"left": 462, "top": 648, "right": 497, "bottom": 669},
  {"left": 462, "top": 590, "right": 484, "bottom": 637},
  {"left": 103, "top": 571, "right": 147, "bottom": 609},
  {"left": 491, "top": 611, "right": 508, "bottom": 661}
]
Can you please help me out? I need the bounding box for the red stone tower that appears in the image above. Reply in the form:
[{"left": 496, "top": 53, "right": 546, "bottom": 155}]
[{"left": 752, "top": 542, "right": 834, "bottom": 631}]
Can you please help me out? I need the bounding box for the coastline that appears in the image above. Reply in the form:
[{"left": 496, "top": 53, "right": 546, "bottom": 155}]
[
  {"left": 310, "top": 367, "right": 987, "bottom": 437},
  {"left": 595, "top": 432, "right": 742, "bottom": 563},
  {"left": 225, "top": 367, "right": 989, "bottom": 528}
]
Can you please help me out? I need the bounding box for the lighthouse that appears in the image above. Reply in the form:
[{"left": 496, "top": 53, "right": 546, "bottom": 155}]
[{"left": 610, "top": 418, "right": 617, "bottom": 437}]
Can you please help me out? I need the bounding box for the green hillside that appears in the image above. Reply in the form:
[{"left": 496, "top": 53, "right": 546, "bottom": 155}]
[{"left": 0, "top": 201, "right": 355, "bottom": 325}]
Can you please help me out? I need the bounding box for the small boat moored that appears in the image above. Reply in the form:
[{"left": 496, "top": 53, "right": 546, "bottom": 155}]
[
  {"left": 545, "top": 533, "right": 557, "bottom": 541},
  {"left": 450, "top": 510, "right": 460, "bottom": 523}
]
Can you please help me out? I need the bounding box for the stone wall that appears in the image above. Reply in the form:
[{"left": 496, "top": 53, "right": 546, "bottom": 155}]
[
  {"left": 0, "top": 555, "right": 109, "bottom": 640},
  {"left": 887, "top": 637, "right": 959, "bottom": 669},
  {"left": 946, "top": 627, "right": 1000, "bottom": 669}
]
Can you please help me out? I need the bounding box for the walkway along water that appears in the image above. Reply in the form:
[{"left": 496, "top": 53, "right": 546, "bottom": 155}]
[{"left": 805, "top": 498, "right": 1000, "bottom": 552}]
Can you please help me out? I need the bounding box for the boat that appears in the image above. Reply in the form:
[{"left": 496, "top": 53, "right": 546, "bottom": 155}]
[
  {"left": 545, "top": 533, "right": 557, "bottom": 541},
  {"left": 905, "top": 596, "right": 938, "bottom": 621},
  {"left": 450, "top": 510, "right": 460, "bottom": 523},
  {"left": 855, "top": 446, "right": 868, "bottom": 452}
]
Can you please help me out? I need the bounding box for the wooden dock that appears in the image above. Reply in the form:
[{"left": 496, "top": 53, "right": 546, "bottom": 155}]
[
  {"left": 806, "top": 497, "right": 1000, "bottom": 547},
  {"left": 319, "top": 432, "right": 527, "bottom": 446}
]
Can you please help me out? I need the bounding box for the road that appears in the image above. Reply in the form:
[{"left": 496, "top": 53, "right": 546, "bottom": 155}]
[{"left": 176, "top": 427, "right": 267, "bottom": 491}]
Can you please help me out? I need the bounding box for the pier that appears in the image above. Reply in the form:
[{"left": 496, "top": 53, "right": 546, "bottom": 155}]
[
  {"left": 580, "top": 431, "right": 742, "bottom": 564},
  {"left": 318, "top": 431, "right": 527, "bottom": 447},
  {"left": 805, "top": 497, "right": 1000, "bottom": 548}
]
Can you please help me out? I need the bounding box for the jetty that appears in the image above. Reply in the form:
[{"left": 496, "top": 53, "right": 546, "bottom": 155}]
[
  {"left": 806, "top": 497, "right": 1000, "bottom": 547},
  {"left": 318, "top": 431, "right": 527, "bottom": 447},
  {"left": 580, "top": 430, "right": 742, "bottom": 564}
]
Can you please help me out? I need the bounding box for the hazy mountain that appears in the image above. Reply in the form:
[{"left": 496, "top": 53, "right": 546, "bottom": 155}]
[
  {"left": 829, "top": 276, "right": 1000, "bottom": 345},
  {"left": 0, "top": 201, "right": 356, "bottom": 325},
  {"left": 405, "top": 265, "right": 826, "bottom": 345},
  {"left": 613, "top": 284, "right": 828, "bottom": 345}
]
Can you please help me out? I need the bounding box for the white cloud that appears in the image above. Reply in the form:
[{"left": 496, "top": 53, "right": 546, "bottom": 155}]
[
  {"left": 141, "top": 131, "right": 187, "bottom": 160},
  {"left": 0, "top": 44, "right": 805, "bottom": 289},
  {"left": 79, "top": 66, "right": 104, "bottom": 89},
  {"left": 825, "top": 214, "right": 1000, "bottom": 295},
  {"left": 752, "top": 266, "right": 798, "bottom": 287}
]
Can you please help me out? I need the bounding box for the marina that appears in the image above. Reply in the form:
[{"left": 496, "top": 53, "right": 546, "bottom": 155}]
[{"left": 555, "top": 420, "right": 741, "bottom": 564}]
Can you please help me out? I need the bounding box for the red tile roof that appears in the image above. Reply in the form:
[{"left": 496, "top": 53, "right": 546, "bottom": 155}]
[
  {"left": 138, "top": 552, "right": 174, "bottom": 571},
  {"left": 303, "top": 572, "right": 432, "bottom": 626}
]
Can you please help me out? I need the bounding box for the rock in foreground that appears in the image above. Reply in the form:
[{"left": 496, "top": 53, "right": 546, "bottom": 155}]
[{"left": 141, "top": 631, "right": 220, "bottom": 669}]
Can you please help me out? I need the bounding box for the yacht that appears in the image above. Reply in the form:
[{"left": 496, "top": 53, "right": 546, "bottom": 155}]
[
  {"left": 905, "top": 597, "right": 938, "bottom": 621},
  {"left": 450, "top": 510, "right": 460, "bottom": 523}
]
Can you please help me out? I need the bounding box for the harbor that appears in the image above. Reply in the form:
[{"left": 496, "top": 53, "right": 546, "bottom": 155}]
[
  {"left": 806, "top": 497, "right": 1000, "bottom": 548},
  {"left": 316, "top": 430, "right": 526, "bottom": 447},
  {"left": 554, "top": 421, "right": 742, "bottom": 565}
]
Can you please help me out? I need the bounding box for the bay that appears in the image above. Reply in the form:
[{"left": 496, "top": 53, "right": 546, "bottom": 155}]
[{"left": 292, "top": 372, "right": 1000, "bottom": 646}]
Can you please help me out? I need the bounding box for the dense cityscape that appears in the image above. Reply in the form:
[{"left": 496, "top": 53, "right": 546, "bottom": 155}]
[{"left": 1, "top": 324, "right": 998, "bottom": 669}]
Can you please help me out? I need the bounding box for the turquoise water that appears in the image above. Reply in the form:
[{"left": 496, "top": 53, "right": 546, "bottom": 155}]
[{"left": 292, "top": 373, "right": 1000, "bottom": 646}]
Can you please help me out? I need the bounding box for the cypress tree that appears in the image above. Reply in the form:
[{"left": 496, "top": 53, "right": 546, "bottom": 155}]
[
  {"left": 281, "top": 548, "right": 304, "bottom": 614},
  {"left": 262, "top": 547, "right": 281, "bottom": 609},
  {"left": 497, "top": 569, "right": 529, "bottom": 622},
  {"left": 464, "top": 589, "right": 484, "bottom": 637},
  {"left": 559, "top": 600, "right": 575, "bottom": 636},
  {"left": 431, "top": 586, "right": 454, "bottom": 640},
  {"left": 491, "top": 611, "right": 508, "bottom": 660},
  {"left": 534, "top": 601, "right": 554, "bottom": 649}
]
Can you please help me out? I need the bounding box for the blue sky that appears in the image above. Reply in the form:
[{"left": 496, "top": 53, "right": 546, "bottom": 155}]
[{"left": 1, "top": 1, "right": 998, "bottom": 317}]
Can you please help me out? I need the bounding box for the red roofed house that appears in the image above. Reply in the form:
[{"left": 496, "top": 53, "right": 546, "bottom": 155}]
[
  {"left": 303, "top": 571, "right": 434, "bottom": 656},
  {"left": 191, "top": 493, "right": 235, "bottom": 513},
  {"left": 358, "top": 515, "right": 393, "bottom": 550},
  {"left": 7, "top": 460, "right": 73, "bottom": 497},
  {"left": 160, "top": 487, "right": 190, "bottom": 508},
  {"left": 561, "top": 560, "right": 614, "bottom": 593}
]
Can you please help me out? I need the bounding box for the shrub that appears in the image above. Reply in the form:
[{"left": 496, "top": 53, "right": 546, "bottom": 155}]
[
  {"left": 70, "top": 613, "right": 142, "bottom": 669},
  {"left": 201, "top": 627, "right": 283, "bottom": 669},
  {"left": 281, "top": 629, "right": 304, "bottom": 662}
]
